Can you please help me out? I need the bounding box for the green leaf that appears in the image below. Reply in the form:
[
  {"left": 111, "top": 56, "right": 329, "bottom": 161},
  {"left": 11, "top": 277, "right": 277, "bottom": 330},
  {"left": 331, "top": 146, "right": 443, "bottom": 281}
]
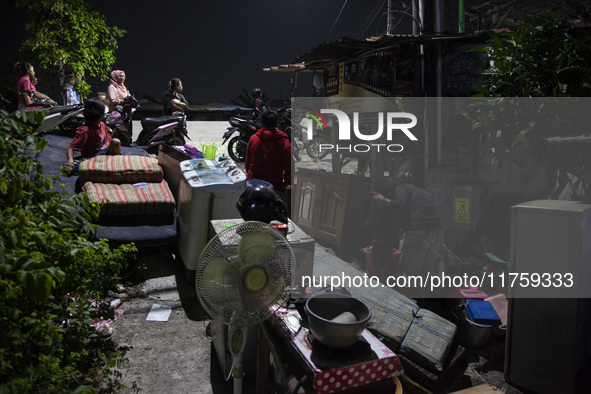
[{"left": 24, "top": 271, "right": 54, "bottom": 302}]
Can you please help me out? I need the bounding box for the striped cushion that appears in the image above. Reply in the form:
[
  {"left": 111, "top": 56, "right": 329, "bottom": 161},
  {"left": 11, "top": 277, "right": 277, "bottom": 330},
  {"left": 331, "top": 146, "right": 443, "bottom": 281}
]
[
  {"left": 83, "top": 181, "right": 175, "bottom": 216},
  {"left": 79, "top": 155, "right": 163, "bottom": 184}
]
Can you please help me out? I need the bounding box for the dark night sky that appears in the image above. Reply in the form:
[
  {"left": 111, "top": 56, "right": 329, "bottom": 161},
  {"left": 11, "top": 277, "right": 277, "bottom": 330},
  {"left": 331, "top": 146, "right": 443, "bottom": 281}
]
[
  {"left": 84, "top": 0, "right": 393, "bottom": 104},
  {"left": 1, "top": 0, "right": 400, "bottom": 105},
  {"left": 1, "top": 0, "right": 477, "bottom": 105}
]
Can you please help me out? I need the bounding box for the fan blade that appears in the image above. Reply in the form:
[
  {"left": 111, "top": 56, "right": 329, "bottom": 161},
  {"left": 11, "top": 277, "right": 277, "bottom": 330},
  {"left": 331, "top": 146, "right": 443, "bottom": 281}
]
[
  {"left": 237, "top": 229, "right": 277, "bottom": 267},
  {"left": 197, "top": 256, "right": 237, "bottom": 316},
  {"left": 196, "top": 221, "right": 295, "bottom": 327}
]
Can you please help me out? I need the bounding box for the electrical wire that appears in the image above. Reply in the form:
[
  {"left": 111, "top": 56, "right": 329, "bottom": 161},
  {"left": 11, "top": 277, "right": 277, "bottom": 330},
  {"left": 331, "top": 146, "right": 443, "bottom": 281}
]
[
  {"left": 325, "top": 0, "right": 349, "bottom": 41},
  {"left": 377, "top": 8, "right": 423, "bottom": 35},
  {"left": 357, "top": 0, "right": 387, "bottom": 39},
  {"left": 356, "top": 0, "right": 384, "bottom": 38},
  {"left": 372, "top": 0, "right": 422, "bottom": 36}
]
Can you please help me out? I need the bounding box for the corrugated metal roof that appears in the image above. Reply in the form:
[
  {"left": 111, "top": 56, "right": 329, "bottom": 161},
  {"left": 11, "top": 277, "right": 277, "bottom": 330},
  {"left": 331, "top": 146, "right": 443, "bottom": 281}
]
[
  {"left": 262, "top": 1, "right": 590, "bottom": 73},
  {"left": 262, "top": 33, "right": 485, "bottom": 73}
]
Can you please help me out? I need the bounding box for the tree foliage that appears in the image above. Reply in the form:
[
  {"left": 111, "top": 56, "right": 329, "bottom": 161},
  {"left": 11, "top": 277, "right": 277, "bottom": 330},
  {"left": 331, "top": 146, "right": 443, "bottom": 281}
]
[
  {"left": 474, "top": 7, "right": 591, "bottom": 98},
  {"left": 16, "top": 0, "right": 126, "bottom": 99},
  {"left": 465, "top": 5, "right": 591, "bottom": 201},
  {"left": 0, "top": 109, "right": 136, "bottom": 391}
]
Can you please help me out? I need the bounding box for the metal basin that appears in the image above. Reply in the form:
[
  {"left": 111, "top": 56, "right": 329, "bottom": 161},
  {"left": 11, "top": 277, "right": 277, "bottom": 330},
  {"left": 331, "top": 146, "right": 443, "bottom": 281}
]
[{"left": 305, "top": 295, "right": 371, "bottom": 348}]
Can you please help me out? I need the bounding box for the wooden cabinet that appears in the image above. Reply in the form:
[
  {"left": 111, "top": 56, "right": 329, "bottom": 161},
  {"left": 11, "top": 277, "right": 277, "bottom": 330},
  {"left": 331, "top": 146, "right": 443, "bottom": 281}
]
[{"left": 293, "top": 168, "right": 370, "bottom": 257}]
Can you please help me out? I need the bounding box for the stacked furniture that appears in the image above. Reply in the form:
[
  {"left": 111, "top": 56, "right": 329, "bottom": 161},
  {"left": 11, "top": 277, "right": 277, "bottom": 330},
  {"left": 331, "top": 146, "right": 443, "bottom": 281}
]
[
  {"left": 37, "top": 135, "right": 178, "bottom": 254},
  {"left": 313, "top": 246, "right": 468, "bottom": 393}
]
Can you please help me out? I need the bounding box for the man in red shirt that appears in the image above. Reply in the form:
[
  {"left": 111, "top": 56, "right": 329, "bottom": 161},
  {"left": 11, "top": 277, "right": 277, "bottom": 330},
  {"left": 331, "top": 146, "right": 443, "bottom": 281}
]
[
  {"left": 245, "top": 110, "right": 291, "bottom": 195},
  {"left": 65, "top": 99, "right": 120, "bottom": 172}
]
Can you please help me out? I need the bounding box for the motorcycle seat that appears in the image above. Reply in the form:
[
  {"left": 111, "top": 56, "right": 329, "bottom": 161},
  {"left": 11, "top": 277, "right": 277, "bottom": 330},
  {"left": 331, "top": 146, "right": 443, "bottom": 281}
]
[
  {"left": 230, "top": 117, "right": 259, "bottom": 129},
  {"left": 141, "top": 115, "right": 184, "bottom": 129},
  {"left": 44, "top": 105, "right": 78, "bottom": 115}
]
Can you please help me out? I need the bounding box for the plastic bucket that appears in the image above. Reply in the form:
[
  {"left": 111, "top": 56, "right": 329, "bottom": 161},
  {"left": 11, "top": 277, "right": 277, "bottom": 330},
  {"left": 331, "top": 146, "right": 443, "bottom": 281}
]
[
  {"left": 246, "top": 179, "right": 274, "bottom": 189},
  {"left": 453, "top": 307, "right": 494, "bottom": 348},
  {"left": 203, "top": 144, "right": 217, "bottom": 160}
]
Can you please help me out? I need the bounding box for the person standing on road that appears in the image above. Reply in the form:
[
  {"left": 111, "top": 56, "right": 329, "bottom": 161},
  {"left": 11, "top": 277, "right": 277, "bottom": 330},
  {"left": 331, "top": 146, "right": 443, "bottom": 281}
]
[
  {"left": 298, "top": 112, "right": 313, "bottom": 155},
  {"left": 163, "top": 78, "right": 188, "bottom": 115},
  {"left": 250, "top": 88, "right": 266, "bottom": 124},
  {"left": 245, "top": 110, "right": 292, "bottom": 197}
]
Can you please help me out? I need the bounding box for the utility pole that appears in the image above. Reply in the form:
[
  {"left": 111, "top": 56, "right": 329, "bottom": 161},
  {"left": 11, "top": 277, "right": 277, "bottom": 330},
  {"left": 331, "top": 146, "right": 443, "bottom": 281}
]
[
  {"left": 412, "top": 0, "right": 421, "bottom": 35},
  {"left": 459, "top": 0, "right": 465, "bottom": 33}
]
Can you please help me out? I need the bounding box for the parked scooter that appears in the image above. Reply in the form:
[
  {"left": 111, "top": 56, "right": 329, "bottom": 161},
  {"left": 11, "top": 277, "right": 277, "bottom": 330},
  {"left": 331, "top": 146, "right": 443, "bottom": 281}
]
[
  {"left": 34, "top": 104, "right": 85, "bottom": 135},
  {"left": 221, "top": 116, "right": 260, "bottom": 162},
  {"left": 105, "top": 95, "right": 138, "bottom": 147},
  {"left": 0, "top": 93, "right": 12, "bottom": 110},
  {"left": 305, "top": 124, "right": 331, "bottom": 160},
  {"left": 277, "top": 106, "right": 301, "bottom": 162},
  {"left": 135, "top": 113, "right": 189, "bottom": 154},
  {"left": 18, "top": 91, "right": 84, "bottom": 134}
]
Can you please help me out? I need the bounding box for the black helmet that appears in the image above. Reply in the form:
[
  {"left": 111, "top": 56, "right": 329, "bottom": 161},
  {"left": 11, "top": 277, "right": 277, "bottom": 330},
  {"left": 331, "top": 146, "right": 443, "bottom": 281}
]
[
  {"left": 236, "top": 185, "right": 288, "bottom": 224},
  {"left": 251, "top": 88, "right": 262, "bottom": 99}
]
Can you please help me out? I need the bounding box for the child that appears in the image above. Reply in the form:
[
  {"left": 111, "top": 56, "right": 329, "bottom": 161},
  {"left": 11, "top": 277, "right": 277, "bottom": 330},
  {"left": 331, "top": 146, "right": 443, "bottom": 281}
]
[{"left": 65, "top": 99, "right": 121, "bottom": 172}]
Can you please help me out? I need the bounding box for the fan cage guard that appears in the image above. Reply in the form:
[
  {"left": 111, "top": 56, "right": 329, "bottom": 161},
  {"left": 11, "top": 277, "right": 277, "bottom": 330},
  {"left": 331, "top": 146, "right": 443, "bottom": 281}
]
[{"left": 196, "top": 221, "right": 295, "bottom": 327}]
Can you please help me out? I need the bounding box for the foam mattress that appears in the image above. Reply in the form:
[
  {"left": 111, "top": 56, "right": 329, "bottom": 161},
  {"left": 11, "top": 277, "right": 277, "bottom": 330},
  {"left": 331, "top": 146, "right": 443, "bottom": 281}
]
[
  {"left": 78, "top": 155, "right": 163, "bottom": 184},
  {"left": 83, "top": 180, "right": 175, "bottom": 216}
]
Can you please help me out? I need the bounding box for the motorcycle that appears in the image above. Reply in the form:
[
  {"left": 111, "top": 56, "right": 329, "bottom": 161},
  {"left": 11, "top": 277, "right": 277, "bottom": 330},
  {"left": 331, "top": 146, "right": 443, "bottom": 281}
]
[
  {"left": 0, "top": 93, "right": 12, "bottom": 110},
  {"left": 18, "top": 92, "right": 84, "bottom": 135},
  {"left": 135, "top": 113, "right": 189, "bottom": 154},
  {"left": 305, "top": 124, "right": 331, "bottom": 160},
  {"left": 105, "top": 95, "right": 138, "bottom": 147},
  {"left": 36, "top": 104, "right": 85, "bottom": 135},
  {"left": 277, "top": 106, "right": 301, "bottom": 162},
  {"left": 221, "top": 116, "right": 259, "bottom": 162}
]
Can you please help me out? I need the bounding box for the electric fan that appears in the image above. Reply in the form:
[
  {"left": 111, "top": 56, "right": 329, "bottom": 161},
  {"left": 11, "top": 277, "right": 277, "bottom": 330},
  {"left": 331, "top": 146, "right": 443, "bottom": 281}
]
[{"left": 196, "top": 221, "right": 295, "bottom": 394}]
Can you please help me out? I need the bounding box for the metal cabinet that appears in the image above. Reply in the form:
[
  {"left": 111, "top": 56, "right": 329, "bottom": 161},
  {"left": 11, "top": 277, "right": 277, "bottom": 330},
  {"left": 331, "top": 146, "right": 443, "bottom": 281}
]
[{"left": 505, "top": 200, "right": 591, "bottom": 393}]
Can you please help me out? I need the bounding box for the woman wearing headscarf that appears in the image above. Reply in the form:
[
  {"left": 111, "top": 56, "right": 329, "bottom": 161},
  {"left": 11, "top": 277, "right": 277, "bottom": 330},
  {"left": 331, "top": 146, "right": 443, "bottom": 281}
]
[{"left": 107, "top": 70, "right": 129, "bottom": 110}]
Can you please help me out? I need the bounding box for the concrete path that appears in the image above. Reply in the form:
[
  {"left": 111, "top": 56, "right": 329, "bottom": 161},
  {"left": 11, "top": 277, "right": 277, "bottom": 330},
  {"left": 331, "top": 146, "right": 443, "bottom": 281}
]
[
  {"left": 110, "top": 252, "right": 258, "bottom": 393},
  {"left": 133, "top": 120, "right": 231, "bottom": 157}
]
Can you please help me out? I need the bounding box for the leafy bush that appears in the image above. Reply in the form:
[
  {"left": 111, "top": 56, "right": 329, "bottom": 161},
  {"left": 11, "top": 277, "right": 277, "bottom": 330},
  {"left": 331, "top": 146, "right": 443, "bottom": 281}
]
[
  {"left": 0, "top": 109, "right": 136, "bottom": 392},
  {"left": 470, "top": 6, "right": 591, "bottom": 165}
]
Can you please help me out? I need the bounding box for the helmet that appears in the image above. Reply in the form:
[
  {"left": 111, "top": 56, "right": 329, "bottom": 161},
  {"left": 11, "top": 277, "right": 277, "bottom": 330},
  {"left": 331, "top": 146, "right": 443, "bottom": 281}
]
[
  {"left": 236, "top": 185, "right": 288, "bottom": 224},
  {"left": 251, "top": 88, "right": 262, "bottom": 99}
]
